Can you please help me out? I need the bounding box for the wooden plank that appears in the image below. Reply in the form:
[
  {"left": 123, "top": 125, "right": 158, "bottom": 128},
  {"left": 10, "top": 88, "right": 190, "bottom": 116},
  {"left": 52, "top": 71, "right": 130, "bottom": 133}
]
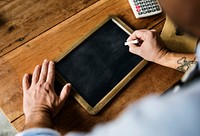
[
  {"left": 0, "top": 0, "right": 99, "bottom": 57},
  {"left": 1, "top": 0, "right": 182, "bottom": 133},
  {"left": 0, "top": 57, "right": 22, "bottom": 122}
]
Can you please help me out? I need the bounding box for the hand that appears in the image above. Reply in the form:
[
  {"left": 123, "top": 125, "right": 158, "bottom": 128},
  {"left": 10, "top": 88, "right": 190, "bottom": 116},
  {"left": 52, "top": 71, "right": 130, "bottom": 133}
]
[
  {"left": 127, "top": 29, "right": 168, "bottom": 62},
  {"left": 22, "top": 59, "right": 71, "bottom": 129}
]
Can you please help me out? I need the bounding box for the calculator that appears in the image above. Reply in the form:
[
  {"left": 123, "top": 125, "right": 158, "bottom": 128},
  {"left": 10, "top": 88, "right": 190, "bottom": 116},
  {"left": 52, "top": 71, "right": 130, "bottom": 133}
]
[{"left": 128, "top": 0, "right": 162, "bottom": 18}]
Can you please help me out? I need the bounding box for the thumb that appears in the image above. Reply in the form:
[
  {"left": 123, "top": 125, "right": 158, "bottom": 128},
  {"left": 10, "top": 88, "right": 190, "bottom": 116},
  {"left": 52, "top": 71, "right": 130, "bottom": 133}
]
[
  {"left": 59, "top": 83, "right": 71, "bottom": 103},
  {"left": 22, "top": 73, "right": 30, "bottom": 92},
  {"left": 150, "top": 29, "right": 156, "bottom": 32}
]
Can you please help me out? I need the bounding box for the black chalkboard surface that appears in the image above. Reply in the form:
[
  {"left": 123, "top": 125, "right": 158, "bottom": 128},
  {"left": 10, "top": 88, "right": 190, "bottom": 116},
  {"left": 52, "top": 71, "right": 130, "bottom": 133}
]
[{"left": 56, "top": 17, "right": 147, "bottom": 115}]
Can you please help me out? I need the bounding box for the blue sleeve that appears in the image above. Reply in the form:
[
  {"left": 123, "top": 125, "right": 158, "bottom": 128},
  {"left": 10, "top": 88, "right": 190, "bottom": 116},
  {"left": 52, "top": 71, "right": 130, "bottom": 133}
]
[
  {"left": 15, "top": 128, "right": 60, "bottom": 136},
  {"left": 67, "top": 78, "right": 200, "bottom": 136}
]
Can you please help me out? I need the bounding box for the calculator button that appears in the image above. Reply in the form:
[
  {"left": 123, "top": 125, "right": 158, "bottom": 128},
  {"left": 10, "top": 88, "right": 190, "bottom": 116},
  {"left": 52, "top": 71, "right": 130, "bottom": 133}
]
[
  {"left": 136, "top": 8, "right": 141, "bottom": 12},
  {"left": 136, "top": 5, "right": 140, "bottom": 8},
  {"left": 138, "top": 12, "right": 143, "bottom": 15},
  {"left": 155, "top": 6, "right": 160, "bottom": 11}
]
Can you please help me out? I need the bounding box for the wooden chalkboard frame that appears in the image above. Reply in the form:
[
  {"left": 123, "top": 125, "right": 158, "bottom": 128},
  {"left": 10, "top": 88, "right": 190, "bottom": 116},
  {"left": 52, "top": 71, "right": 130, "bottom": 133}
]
[{"left": 55, "top": 16, "right": 147, "bottom": 115}]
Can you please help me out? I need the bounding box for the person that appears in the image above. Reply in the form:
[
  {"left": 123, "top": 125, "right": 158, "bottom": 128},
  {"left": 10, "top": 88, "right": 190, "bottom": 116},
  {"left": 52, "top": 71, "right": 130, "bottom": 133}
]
[{"left": 16, "top": 0, "right": 200, "bottom": 135}]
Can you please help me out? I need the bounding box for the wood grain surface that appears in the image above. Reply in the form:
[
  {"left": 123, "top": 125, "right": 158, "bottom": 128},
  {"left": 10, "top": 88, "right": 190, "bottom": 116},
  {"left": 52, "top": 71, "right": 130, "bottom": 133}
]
[
  {"left": 0, "top": 0, "right": 183, "bottom": 134},
  {"left": 0, "top": 0, "right": 99, "bottom": 57}
]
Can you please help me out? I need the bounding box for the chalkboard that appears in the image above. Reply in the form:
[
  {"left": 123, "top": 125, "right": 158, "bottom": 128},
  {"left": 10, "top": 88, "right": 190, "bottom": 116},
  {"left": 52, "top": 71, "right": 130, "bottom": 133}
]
[{"left": 55, "top": 17, "right": 147, "bottom": 115}]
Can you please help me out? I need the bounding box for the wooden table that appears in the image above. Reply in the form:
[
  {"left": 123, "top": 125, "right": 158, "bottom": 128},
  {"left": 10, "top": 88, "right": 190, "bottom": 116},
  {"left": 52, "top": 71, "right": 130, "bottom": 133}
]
[{"left": 0, "top": 0, "right": 183, "bottom": 134}]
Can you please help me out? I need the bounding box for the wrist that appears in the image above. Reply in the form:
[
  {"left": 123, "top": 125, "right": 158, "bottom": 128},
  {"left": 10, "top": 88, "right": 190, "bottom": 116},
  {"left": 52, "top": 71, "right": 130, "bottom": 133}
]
[
  {"left": 154, "top": 48, "right": 170, "bottom": 64},
  {"left": 24, "top": 111, "right": 52, "bottom": 130},
  {"left": 153, "top": 48, "right": 180, "bottom": 70}
]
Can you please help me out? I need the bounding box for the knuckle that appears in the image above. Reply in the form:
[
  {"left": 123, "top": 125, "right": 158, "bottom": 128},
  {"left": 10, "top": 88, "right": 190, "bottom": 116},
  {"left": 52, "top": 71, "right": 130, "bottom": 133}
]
[
  {"left": 38, "top": 80, "right": 45, "bottom": 85},
  {"left": 48, "top": 71, "right": 54, "bottom": 77},
  {"left": 38, "top": 82, "right": 43, "bottom": 87},
  {"left": 147, "top": 31, "right": 155, "bottom": 37},
  {"left": 35, "top": 83, "right": 43, "bottom": 90},
  {"left": 44, "top": 83, "right": 52, "bottom": 90}
]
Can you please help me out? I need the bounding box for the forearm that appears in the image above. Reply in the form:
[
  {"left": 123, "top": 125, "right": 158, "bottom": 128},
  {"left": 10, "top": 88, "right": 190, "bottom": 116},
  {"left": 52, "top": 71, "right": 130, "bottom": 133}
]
[{"left": 155, "top": 51, "right": 197, "bottom": 72}]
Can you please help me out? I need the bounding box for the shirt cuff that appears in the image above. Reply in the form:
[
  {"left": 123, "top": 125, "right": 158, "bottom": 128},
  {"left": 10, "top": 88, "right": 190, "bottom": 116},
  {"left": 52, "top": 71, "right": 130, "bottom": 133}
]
[{"left": 15, "top": 128, "right": 60, "bottom": 136}]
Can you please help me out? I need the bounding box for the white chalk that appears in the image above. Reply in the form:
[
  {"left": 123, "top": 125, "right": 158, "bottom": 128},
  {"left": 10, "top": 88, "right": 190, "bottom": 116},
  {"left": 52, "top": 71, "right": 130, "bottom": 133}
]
[{"left": 124, "top": 39, "right": 139, "bottom": 46}]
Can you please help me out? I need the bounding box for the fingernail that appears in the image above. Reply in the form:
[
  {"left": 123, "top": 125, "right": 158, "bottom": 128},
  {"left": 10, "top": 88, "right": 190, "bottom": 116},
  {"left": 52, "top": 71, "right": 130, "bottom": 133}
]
[
  {"left": 50, "top": 61, "right": 54, "bottom": 65},
  {"left": 67, "top": 83, "right": 71, "bottom": 87},
  {"left": 36, "top": 65, "right": 41, "bottom": 69},
  {"left": 44, "top": 59, "right": 48, "bottom": 62},
  {"left": 67, "top": 83, "right": 72, "bottom": 90}
]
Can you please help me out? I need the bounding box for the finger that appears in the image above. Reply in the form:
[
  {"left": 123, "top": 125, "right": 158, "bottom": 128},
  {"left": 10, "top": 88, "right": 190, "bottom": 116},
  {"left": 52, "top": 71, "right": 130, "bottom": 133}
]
[
  {"left": 127, "top": 30, "right": 147, "bottom": 42},
  {"left": 127, "top": 32, "right": 138, "bottom": 42},
  {"left": 22, "top": 73, "right": 30, "bottom": 91},
  {"left": 46, "top": 61, "right": 55, "bottom": 85},
  {"left": 39, "top": 59, "right": 49, "bottom": 82},
  {"left": 32, "top": 65, "right": 41, "bottom": 84},
  {"left": 59, "top": 83, "right": 71, "bottom": 104},
  {"left": 128, "top": 45, "right": 139, "bottom": 54}
]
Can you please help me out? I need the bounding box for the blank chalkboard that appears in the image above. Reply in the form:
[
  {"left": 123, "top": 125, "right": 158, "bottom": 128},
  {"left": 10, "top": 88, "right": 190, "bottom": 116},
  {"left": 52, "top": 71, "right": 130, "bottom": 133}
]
[{"left": 55, "top": 17, "right": 147, "bottom": 115}]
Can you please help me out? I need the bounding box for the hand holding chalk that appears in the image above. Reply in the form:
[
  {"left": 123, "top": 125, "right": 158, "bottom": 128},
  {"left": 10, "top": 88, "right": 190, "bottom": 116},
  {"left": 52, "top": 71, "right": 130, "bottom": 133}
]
[{"left": 124, "top": 39, "right": 139, "bottom": 46}]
